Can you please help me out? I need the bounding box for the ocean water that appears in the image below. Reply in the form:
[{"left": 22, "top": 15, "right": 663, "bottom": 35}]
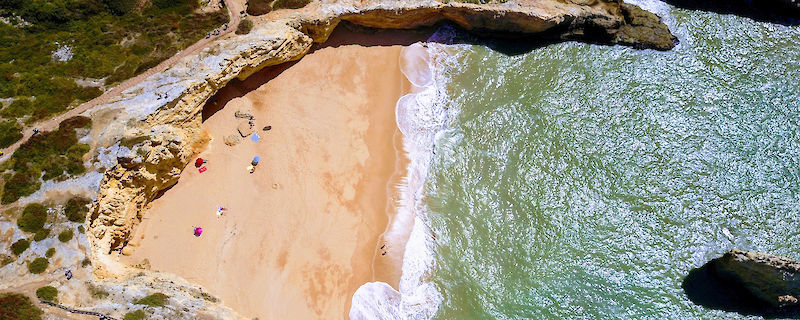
[{"left": 419, "top": 2, "right": 800, "bottom": 320}]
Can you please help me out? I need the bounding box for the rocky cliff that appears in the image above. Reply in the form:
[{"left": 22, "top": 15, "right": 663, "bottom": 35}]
[
  {"left": 711, "top": 249, "right": 800, "bottom": 309},
  {"left": 84, "top": 0, "right": 675, "bottom": 317}
]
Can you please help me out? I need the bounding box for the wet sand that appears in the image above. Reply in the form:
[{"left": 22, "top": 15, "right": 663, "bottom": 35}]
[{"left": 122, "top": 29, "right": 421, "bottom": 319}]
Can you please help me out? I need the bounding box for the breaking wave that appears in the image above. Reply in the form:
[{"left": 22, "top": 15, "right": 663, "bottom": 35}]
[{"left": 350, "top": 29, "right": 466, "bottom": 319}]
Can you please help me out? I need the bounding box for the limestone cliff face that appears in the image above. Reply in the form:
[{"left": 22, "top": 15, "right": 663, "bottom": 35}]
[
  {"left": 84, "top": 0, "right": 675, "bottom": 317},
  {"left": 711, "top": 249, "right": 800, "bottom": 309}
]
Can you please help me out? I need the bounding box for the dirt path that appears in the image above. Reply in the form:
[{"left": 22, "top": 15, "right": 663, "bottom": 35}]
[{"left": 0, "top": 0, "right": 242, "bottom": 162}]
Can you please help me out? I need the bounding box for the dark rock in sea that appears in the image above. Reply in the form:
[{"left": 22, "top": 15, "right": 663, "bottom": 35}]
[
  {"left": 683, "top": 249, "right": 800, "bottom": 318},
  {"left": 615, "top": 3, "right": 679, "bottom": 50}
]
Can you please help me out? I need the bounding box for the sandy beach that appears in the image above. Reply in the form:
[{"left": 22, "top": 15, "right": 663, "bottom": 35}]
[{"left": 122, "top": 29, "right": 421, "bottom": 319}]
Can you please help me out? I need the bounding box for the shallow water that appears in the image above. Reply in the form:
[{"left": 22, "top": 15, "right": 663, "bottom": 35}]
[{"left": 423, "top": 3, "right": 800, "bottom": 319}]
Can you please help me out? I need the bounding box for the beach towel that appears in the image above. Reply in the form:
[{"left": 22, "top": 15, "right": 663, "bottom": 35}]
[
  {"left": 199, "top": 166, "right": 207, "bottom": 173},
  {"left": 251, "top": 132, "right": 261, "bottom": 142}
]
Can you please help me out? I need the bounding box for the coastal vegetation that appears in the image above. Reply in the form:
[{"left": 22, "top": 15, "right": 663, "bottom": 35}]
[
  {"left": 28, "top": 257, "right": 48, "bottom": 274},
  {"left": 10, "top": 238, "right": 29, "bottom": 255},
  {"left": 134, "top": 292, "right": 169, "bottom": 307},
  {"left": 0, "top": 0, "right": 228, "bottom": 148},
  {"left": 33, "top": 228, "right": 50, "bottom": 241},
  {"left": 0, "top": 120, "right": 22, "bottom": 148},
  {"left": 1, "top": 116, "right": 91, "bottom": 204},
  {"left": 35, "top": 286, "right": 58, "bottom": 302},
  {"left": 45, "top": 247, "right": 55, "bottom": 258},
  {"left": 0, "top": 293, "right": 43, "bottom": 320},
  {"left": 65, "top": 197, "right": 91, "bottom": 222},
  {"left": 246, "top": 0, "right": 312, "bottom": 15},
  {"left": 58, "top": 229, "right": 74, "bottom": 242},
  {"left": 16, "top": 203, "right": 47, "bottom": 233},
  {"left": 123, "top": 309, "right": 146, "bottom": 320},
  {"left": 236, "top": 19, "right": 253, "bottom": 35}
]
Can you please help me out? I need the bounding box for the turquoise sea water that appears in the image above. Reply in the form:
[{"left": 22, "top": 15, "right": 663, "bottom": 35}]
[{"left": 425, "top": 3, "right": 800, "bottom": 319}]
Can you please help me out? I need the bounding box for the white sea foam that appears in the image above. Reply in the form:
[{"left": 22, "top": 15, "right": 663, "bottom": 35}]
[{"left": 350, "top": 29, "right": 466, "bottom": 319}]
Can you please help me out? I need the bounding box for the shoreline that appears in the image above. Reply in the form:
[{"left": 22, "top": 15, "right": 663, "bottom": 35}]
[{"left": 120, "top": 28, "right": 419, "bottom": 319}]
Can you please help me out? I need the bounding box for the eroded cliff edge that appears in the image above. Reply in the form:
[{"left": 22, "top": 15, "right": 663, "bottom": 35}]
[{"left": 84, "top": 0, "right": 675, "bottom": 316}]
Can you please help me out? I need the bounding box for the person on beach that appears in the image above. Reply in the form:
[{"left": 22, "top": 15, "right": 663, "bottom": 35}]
[{"left": 247, "top": 165, "right": 255, "bottom": 173}]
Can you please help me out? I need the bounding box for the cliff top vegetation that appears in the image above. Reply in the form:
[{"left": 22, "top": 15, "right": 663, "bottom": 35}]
[{"left": 0, "top": 0, "right": 228, "bottom": 148}]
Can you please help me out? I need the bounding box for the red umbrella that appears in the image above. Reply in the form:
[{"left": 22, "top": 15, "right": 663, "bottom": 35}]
[{"left": 195, "top": 158, "right": 204, "bottom": 167}]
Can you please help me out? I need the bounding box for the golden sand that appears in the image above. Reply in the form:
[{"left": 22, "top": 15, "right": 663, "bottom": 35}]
[{"left": 122, "top": 29, "right": 420, "bottom": 319}]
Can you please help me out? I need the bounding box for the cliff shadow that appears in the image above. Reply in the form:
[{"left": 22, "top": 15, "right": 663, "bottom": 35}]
[
  {"left": 682, "top": 263, "right": 800, "bottom": 318},
  {"left": 662, "top": 0, "right": 800, "bottom": 26},
  {"left": 201, "top": 22, "right": 556, "bottom": 120}
]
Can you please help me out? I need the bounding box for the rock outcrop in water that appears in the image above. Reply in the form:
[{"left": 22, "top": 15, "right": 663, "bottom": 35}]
[
  {"left": 683, "top": 249, "right": 800, "bottom": 317},
  {"left": 712, "top": 249, "right": 800, "bottom": 309},
  {"left": 80, "top": 0, "right": 676, "bottom": 317}
]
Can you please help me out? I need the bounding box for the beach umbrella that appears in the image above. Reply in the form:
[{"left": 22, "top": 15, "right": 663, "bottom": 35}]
[
  {"left": 194, "top": 227, "right": 203, "bottom": 237},
  {"left": 253, "top": 156, "right": 261, "bottom": 164},
  {"left": 195, "top": 158, "right": 204, "bottom": 167},
  {"left": 251, "top": 132, "right": 261, "bottom": 142}
]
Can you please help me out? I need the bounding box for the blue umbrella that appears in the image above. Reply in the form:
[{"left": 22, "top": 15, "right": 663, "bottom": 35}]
[{"left": 253, "top": 156, "right": 261, "bottom": 164}]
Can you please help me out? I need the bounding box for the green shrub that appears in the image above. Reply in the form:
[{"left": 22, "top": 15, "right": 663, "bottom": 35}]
[
  {"left": 134, "top": 292, "right": 169, "bottom": 307},
  {"left": 58, "top": 229, "right": 74, "bottom": 242},
  {"left": 65, "top": 197, "right": 91, "bottom": 222},
  {"left": 123, "top": 309, "right": 146, "bottom": 320},
  {"left": 0, "top": 119, "right": 22, "bottom": 148},
  {"left": 45, "top": 248, "right": 55, "bottom": 258},
  {"left": 0, "top": 293, "right": 43, "bottom": 320},
  {"left": 235, "top": 19, "right": 253, "bottom": 35},
  {"left": 35, "top": 286, "right": 58, "bottom": 302},
  {"left": 33, "top": 228, "right": 50, "bottom": 241},
  {"left": 17, "top": 204, "right": 47, "bottom": 233},
  {"left": 28, "top": 257, "right": 48, "bottom": 274},
  {"left": 78, "top": 225, "right": 85, "bottom": 233},
  {"left": 271, "top": 0, "right": 312, "bottom": 9},
  {"left": 246, "top": 0, "right": 271, "bottom": 15},
  {"left": 10, "top": 239, "right": 29, "bottom": 255}
]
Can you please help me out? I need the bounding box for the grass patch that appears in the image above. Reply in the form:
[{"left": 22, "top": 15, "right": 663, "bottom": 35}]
[
  {"left": 0, "top": 293, "right": 43, "bottom": 320},
  {"left": 123, "top": 309, "right": 146, "bottom": 320},
  {"left": 1, "top": 117, "right": 91, "bottom": 204},
  {"left": 17, "top": 203, "right": 47, "bottom": 233},
  {"left": 28, "top": 257, "right": 48, "bottom": 274},
  {"left": 87, "top": 282, "right": 109, "bottom": 299},
  {"left": 134, "top": 292, "right": 169, "bottom": 307},
  {"left": 58, "top": 229, "right": 74, "bottom": 242},
  {"left": 64, "top": 197, "right": 90, "bottom": 222},
  {"left": 0, "top": 1, "right": 229, "bottom": 147},
  {"left": 33, "top": 228, "right": 50, "bottom": 241},
  {"left": 235, "top": 19, "right": 253, "bottom": 35},
  {"left": 45, "top": 248, "right": 55, "bottom": 258},
  {"left": 35, "top": 286, "right": 58, "bottom": 302},
  {"left": 10, "top": 238, "right": 29, "bottom": 255}
]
